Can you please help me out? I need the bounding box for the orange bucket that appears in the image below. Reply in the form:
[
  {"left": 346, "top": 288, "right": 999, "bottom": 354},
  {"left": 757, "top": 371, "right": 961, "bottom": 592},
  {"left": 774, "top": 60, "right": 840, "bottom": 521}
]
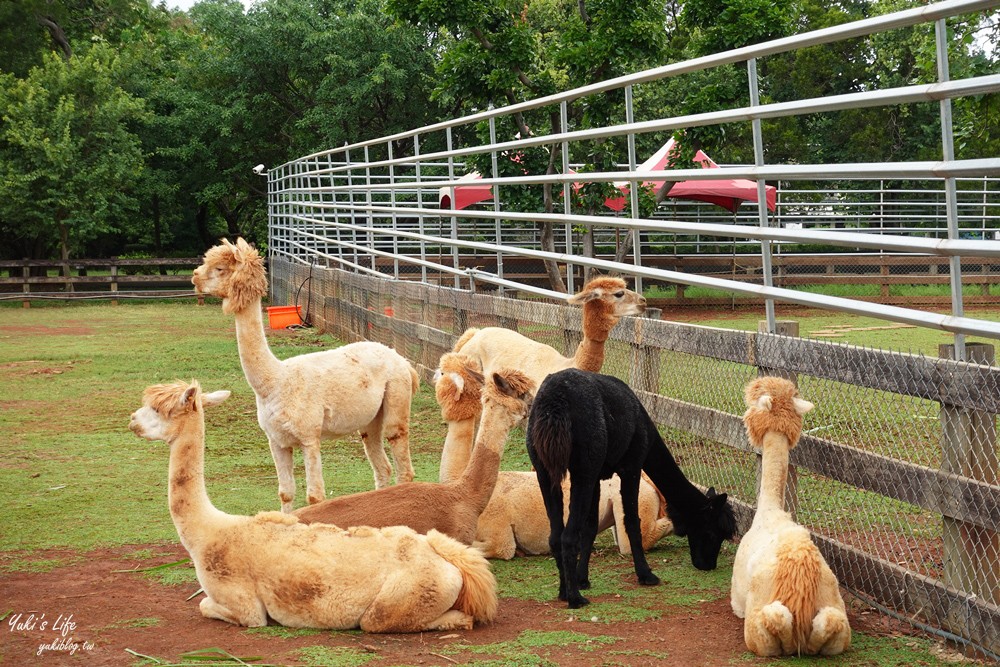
[{"left": 266, "top": 305, "right": 302, "bottom": 329}]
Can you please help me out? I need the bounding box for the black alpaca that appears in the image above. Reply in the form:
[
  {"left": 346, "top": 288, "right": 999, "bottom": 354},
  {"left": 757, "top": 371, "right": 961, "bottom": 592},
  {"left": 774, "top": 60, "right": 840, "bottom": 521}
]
[{"left": 526, "top": 368, "right": 737, "bottom": 609}]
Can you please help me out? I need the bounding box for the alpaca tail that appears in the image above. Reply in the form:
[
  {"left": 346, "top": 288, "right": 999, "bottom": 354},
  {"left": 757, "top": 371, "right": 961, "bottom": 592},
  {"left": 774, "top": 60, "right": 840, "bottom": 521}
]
[
  {"left": 409, "top": 364, "right": 420, "bottom": 394},
  {"left": 771, "top": 535, "right": 822, "bottom": 651},
  {"left": 426, "top": 529, "right": 498, "bottom": 625},
  {"left": 453, "top": 328, "right": 480, "bottom": 353},
  {"left": 526, "top": 396, "right": 573, "bottom": 491}
]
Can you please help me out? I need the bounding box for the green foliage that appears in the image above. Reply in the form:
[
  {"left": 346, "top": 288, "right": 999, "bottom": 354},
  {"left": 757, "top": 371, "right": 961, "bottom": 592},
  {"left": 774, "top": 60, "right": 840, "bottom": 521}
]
[
  {"left": 295, "top": 645, "right": 376, "bottom": 666},
  {"left": 0, "top": 44, "right": 149, "bottom": 260}
]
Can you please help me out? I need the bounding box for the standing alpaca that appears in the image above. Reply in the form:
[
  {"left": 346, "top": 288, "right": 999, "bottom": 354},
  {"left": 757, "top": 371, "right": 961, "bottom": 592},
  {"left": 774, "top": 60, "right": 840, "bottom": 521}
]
[
  {"left": 453, "top": 275, "right": 646, "bottom": 390},
  {"left": 435, "top": 354, "right": 671, "bottom": 559},
  {"left": 526, "top": 368, "right": 737, "bottom": 608},
  {"left": 192, "top": 238, "right": 419, "bottom": 512},
  {"left": 732, "top": 376, "right": 851, "bottom": 656},
  {"left": 129, "top": 381, "right": 496, "bottom": 631},
  {"left": 293, "top": 368, "right": 535, "bottom": 546}
]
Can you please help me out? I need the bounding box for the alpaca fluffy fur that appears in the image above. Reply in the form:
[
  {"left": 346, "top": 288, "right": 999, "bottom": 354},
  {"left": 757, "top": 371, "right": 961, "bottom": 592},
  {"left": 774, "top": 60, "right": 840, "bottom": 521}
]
[
  {"left": 192, "top": 238, "right": 419, "bottom": 512},
  {"left": 731, "top": 376, "right": 851, "bottom": 656},
  {"left": 129, "top": 381, "right": 496, "bottom": 631},
  {"left": 292, "top": 368, "right": 535, "bottom": 546},
  {"left": 434, "top": 354, "right": 671, "bottom": 559},
  {"left": 452, "top": 276, "right": 646, "bottom": 391}
]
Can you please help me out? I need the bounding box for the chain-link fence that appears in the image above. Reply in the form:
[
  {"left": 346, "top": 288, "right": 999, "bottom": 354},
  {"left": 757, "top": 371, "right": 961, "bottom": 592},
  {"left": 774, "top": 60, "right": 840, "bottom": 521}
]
[{"left": 271, "top": 256, "right": 1000, "bottom": 657}]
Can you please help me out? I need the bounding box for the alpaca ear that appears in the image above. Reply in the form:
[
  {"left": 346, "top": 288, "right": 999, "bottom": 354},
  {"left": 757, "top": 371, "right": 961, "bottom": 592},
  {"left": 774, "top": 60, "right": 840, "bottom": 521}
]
[
  {"left": 793, "top": 397, "right": 814, "bottom": 415},
  {"left": 179, "top": 385, "right": 199, "bottom": 409},
  {"left": 202, "top": 390, "right": 231, "bottom": 407},
  {"left": 566, "top": 288, "right": 598, "bottom": 305},
  {"left": 753, "top": 394, "right": 773, "bottom": 411},
  {"left": 447, "top": 372, "right": 465, "bottom": 401}
]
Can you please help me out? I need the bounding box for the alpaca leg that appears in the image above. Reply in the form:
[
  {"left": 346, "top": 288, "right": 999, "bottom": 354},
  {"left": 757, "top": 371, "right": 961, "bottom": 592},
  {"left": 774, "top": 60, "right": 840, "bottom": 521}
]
[
  {"left": 383, "top": 379, "right": 415, "bottom": 484},
  {"left": 617, "top": 469, "right": 659, "bottom": 586},
  {"left": 199, "top": 595, "right": 267, "bottom": 627},
  {"left": 535, "top": 466, "right": 571, "bottom": 603},
  {"left": 744, "top": 603, "right": 790, "bottom": 657},
  {"left": 301, "top": 439, "right": 326, "bottom": 505},
  {"left": 760, "top": 601, "right": 795, "bottom": 655},
  {"left": 361, "top": 410, "right": 393, "bottom": 489},
  {"left": 806, "top": 607, "right": 851, "bottom": 655},
  {"left": 561, "top": 479, "right": 598, "bottom": 608},
  {"left": 575, "top": 484, "right": 602, "bottom": 590},
  {"left": 425, "top": 610, "right": 475, "bottom": 631},
  {"left": 269, "top": 440, "right": 296, "bottom": 513}
]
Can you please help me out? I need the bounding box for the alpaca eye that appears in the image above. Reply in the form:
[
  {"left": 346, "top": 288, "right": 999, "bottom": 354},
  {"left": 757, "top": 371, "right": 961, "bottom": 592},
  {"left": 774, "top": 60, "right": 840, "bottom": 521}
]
[{"left": 614, "top": 291, "right": 625, "bottom": 298}]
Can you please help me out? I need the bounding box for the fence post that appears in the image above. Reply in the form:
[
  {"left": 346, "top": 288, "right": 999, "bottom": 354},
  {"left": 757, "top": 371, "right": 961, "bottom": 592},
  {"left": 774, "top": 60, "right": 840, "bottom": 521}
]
[
  {"left": 21, "top": 259, "right": 30, "bottom": 308},
  {"left": 110, "top": 264, "right": 119, "bottom": 306},
  {"left": 757, "top": 320, "right": 800, "bottom": 518},
  {"left": 629, "top": 308, "right": 662, "bottom": 394},
  {"left": 939, "top": 342, "right": 999, "bottom": 606}
]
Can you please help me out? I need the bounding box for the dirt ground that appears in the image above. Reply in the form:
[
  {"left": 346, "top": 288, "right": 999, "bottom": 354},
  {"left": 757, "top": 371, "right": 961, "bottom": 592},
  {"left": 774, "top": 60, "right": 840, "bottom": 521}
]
[{"left": 0, "top": 542, "right": 948, "bottom": 667}]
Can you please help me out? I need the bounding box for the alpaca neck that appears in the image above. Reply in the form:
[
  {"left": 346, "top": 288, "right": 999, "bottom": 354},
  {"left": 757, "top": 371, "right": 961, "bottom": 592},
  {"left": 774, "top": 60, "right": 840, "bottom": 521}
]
[
  {"left": 454, "top": 407, "right": 511, "bottom": 514},
  {"left": 232, "top": 300, "right": 282, "bottom": 397},
  {"left": 166, "top": 417, "right": 222, "bottom": 544},
  {"left": 572, "top": 311, "right": 616, "bottom": 372},
  {"left": 439, "top": 417, "right": 476, "bottom": 483},
  {"left": 757, "top": 430, "right": 791, "bottom": 512},
  {"left": 641, "top": 420, "right": 712, "bottom": 515}
]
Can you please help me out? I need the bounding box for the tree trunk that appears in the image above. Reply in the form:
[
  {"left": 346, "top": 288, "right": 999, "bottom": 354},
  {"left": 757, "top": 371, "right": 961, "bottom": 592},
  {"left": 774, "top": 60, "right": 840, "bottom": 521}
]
[
  {"left": 614, "top": 229, "right": 635, "bottom": 265},
  {"left": 540, "top": 147, "right": 567, "bottom": 294},
  {"left": 195, "top": 204, "right": 212, "bottom": 250}
]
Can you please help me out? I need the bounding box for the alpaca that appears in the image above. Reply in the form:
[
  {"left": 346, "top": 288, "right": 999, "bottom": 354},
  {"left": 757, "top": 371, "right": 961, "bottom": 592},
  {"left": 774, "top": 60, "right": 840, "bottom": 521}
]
[
  {"left": 129, "top": 380, "right": 496, "bottom": 631},
  {"left": 731, "top": 376, "right": 851, "bottom": 656},
  {"left": 434, "top": 354, "right": 671, "bottom": 560},
  {"left": 453, "top": 275, "right": 647, "bottom": 391},
  {"left": 526, "top": 368, "right": 737, "bottom": 608},
  {"left": 192, "top": 238, "right": 419, "bottom": 512},
  {"left": 292, "top": 368, "right": 535, "bottom": 546},
  {"left": 474, "top": 471, "right": 673, "bottom": 560}
]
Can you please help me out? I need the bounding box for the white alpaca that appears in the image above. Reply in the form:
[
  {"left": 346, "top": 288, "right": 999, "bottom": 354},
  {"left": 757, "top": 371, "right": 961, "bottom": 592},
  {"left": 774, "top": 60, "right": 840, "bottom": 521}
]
[
  {"left": 731, "top": 376, "right": 851, "bottom": 656},
  {"left": 192, "top": 238, "right": 419, "bottom": 512},
  {"left": 453, "top": 275, "right": 646, "bottom": 391},
  {"left": 129, "top": 380, "right": 496, "bottom": 632},
  {"left": 434, "top": 353, "right": 671, "bottom": 560}
]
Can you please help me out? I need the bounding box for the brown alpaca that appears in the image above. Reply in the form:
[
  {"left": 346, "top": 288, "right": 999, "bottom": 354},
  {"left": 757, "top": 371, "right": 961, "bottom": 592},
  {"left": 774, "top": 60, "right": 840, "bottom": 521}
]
[
  {"left": 129, "top": 380, "right": 496, "bottom": 631},
  {"left": 731, "top": 376, "right": 851, "bottom": 656},
  {"left": 293, "top": 368, "right": 535, "bottom": 545},
  {"left": 435, "top": 354, "right": 671, "bottom": 560},
  {"left": 452, "top": 275, "right": 646, "bottom": 390},
  {"left": 192, "top": 238, "right": 419, "bottom": 512}
]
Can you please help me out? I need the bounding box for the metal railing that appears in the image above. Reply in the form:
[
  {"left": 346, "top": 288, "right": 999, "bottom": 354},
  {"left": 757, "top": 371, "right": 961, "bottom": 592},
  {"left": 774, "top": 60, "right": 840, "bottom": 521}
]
[{"left": 268, "top": 0, "right": 1000, "bottom": 657}]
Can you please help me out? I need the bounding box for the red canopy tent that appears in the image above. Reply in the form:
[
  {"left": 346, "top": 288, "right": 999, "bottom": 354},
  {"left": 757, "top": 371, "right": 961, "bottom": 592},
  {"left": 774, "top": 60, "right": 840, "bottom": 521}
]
[
  {"left": 661, "top": 150, "right": 777, "bottom": 213},
  {"left": 438, "top": 172, "right": 494, "bottom": 210}
]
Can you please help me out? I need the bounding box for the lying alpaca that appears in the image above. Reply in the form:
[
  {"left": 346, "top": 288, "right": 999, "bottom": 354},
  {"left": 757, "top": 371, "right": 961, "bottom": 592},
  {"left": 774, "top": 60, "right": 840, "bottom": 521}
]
[
  {"left": 293, "top": 368, "right": 535, "bottom": 545},
  {"left": 192, "top": 238, "right": 419, "bottom": 512},
  {"left": 526, "top": 368, "right": 737, "bottom": 608},
  {"left": 434, "top": 354, "right": 671, "bottom": 559},
  {"left": 475, "top": 471, "right": 672, "bottom": 560},
  {"left": 453, "top": 275, "right": 646, "bottom": 391},
  {"left": 129, "top": 380, "right": 496, "bottom": 631},
  {"left": 732, "top": 376, "right": 851, "bottom": 656}
]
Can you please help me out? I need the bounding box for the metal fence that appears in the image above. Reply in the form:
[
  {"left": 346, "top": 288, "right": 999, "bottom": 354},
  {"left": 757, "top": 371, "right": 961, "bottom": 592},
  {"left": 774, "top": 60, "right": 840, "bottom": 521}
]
[{"left": 267, "top": 0, "right": 1000, "bottom": 657}]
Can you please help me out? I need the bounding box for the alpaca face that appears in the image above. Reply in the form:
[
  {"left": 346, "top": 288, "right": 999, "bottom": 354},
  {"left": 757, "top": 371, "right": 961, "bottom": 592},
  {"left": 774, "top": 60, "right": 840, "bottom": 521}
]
[
  {"left": 566, "top": 277, "right": 647, "bottom": 318},
  {"left": 129, "top": 383, "right": 231, "bottom": 442},
  {"left": 683, "top": 488, "right": 737, "bottom": 571},
  {"left": 192, "top": 239, "right": 267, "bottom": 313}
]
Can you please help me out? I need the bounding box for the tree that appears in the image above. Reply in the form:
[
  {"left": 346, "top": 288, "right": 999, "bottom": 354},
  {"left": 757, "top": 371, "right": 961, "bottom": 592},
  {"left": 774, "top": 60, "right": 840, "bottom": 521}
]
[{"left": 0, "top": 44, "right": 148, "bottom": 266}]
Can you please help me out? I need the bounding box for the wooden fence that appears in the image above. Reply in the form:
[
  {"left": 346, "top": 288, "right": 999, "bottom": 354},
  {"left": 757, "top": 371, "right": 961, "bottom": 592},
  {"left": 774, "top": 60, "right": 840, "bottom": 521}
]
[
  {"left": 271, "top": 257, "right": 1000, "bottom": 658},
  {"left": 0, "top": 258, "right": 202, "bottom": 306}
]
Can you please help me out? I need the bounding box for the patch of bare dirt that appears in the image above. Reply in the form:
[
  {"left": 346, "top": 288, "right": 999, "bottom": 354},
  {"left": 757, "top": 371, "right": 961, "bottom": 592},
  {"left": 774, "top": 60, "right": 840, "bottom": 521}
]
[
  {"left": 0, "top": 544, "right": 954, "bottom": 667},
  {"left": 0, "top": 324, "right": 96, "bottom": 337}
]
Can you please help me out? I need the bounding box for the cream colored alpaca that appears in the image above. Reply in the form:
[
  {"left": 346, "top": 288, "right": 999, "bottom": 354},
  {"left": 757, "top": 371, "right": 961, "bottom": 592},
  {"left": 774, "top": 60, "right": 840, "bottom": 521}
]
[
  {"left": 453, "top": 275, "right": 646, "bottom": 390},
  {"left": 293, "top": 368, "right": 535, "bottom": 546},
  {"left": 192, "top": 238, "right": 419, "bottom": 512},
  {"left": 434, "top": 353, "right": 671, "bottom": 560},
  {"left": 129, "top": 381, "right": 496, "bottom": 631},
  {"left": 731, "top": 377, "right": 851, "bottom": 656}
]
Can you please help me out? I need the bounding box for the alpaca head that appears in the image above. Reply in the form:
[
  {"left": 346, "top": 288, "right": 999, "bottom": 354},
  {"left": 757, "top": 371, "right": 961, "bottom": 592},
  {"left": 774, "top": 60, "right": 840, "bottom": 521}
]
[
  {"left": 129, "top": 380, "right": 231, "bottom": 442},
  {"left": 191, "top": 238, "right": 268, "bottom": 314},
  {"left": 434, "top": 353, "right": 485, "bottom": 422},
  {"left": 671, "top": 486, "right": 737, "bottom": 571},
  {"left": 742, "top": 376, "right": 813, "bottom": 449},
  {"left": 482, "top": 368, "right": 535, "bottom": 427},
  {"left": 566, "top": 276, "right": 646, "bottom": 340}
]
